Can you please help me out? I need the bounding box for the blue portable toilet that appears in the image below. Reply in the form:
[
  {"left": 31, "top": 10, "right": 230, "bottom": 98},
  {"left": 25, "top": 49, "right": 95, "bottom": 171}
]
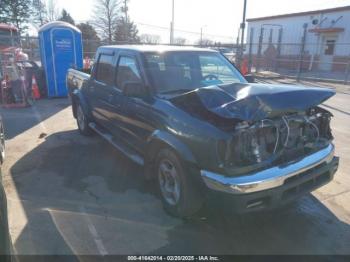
[{"left": 39, "top": 21, "right": 83, "bottom": 97}]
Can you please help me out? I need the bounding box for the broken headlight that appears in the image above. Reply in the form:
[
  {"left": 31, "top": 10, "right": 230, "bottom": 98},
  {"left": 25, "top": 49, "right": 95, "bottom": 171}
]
[{"left": 216, "top": 107, "right": 333, "bottom": 168}]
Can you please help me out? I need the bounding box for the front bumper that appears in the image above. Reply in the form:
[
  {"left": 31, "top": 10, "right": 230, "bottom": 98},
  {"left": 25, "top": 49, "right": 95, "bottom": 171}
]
[{"left": 201, "top": 144, "right": 339, "bottom": 212}]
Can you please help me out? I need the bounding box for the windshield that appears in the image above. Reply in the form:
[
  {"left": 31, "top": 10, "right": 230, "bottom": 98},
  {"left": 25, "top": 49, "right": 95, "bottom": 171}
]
[{"left": 143, "top": 51, "right": 246, "bottom": 94}]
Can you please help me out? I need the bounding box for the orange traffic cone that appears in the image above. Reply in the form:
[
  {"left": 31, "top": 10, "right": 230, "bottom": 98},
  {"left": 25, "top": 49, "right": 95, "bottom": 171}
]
[
  {"left": 31, "top": 75, "right": 41, "bottom": 100},
  {"left": 241, "top": 58, "right": 248, "bottom": 76}
]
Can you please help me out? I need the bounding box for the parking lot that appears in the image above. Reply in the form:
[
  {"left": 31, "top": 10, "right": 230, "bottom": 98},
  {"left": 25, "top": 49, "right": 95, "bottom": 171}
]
[{"left": 1, "top": 79, "right": 350, "bottom": 256}]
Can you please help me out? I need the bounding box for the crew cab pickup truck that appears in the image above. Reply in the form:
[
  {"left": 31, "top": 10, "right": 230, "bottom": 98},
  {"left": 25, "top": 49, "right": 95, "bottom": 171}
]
[{"left": 67, "top": 45, "right": 339, "bottom": 217}]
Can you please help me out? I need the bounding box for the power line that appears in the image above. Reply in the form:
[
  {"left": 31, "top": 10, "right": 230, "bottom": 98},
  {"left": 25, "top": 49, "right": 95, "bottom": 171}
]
[{"left": 135, "top": 22, "right": 234, "bottom": 40}]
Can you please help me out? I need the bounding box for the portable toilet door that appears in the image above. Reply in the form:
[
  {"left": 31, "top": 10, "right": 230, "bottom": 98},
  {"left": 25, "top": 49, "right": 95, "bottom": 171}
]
[{"left": 39, "top": 21, "right": 83, "bottom": 98}]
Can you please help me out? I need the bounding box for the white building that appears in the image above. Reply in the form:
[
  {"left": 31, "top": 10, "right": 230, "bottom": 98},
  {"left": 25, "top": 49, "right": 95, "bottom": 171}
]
[{"left": 246, "top": 6, "right": 350, "bottom": 71}]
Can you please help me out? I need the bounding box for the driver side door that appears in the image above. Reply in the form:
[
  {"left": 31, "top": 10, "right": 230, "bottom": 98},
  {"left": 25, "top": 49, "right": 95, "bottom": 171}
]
[{"left": 114, "top": 53, "right": 152, "bottom": 153}]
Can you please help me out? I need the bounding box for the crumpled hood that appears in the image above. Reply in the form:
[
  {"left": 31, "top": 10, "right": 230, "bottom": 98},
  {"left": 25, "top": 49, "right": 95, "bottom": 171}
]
[{"left": 170, "top": 83, "right": 335, "bottom": 122}]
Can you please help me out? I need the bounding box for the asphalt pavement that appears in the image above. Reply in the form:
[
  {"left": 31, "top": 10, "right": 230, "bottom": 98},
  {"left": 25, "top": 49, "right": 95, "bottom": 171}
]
[{"left": 1, "top": 80, "right": 350, "bottom": 257}]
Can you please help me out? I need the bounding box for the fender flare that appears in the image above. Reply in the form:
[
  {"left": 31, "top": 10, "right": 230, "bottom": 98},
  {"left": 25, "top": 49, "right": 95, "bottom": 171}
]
[
  {"left": 146, "top": 130, "right": 197, "bottom": 166},
  {"left": 71, "top": 89, "right": 91, "bottom": 119}
]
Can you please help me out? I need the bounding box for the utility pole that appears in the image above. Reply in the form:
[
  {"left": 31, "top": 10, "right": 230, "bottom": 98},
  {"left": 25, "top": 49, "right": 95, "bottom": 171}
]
[
  {"left": 124, "top": 0, "right": 128, "bottom": 22},
  {"left": 237, "top": 0, "right": 247, "bottom": 67},
  {"left": 170, "top": 0, "right": 175, "bottom": 44}
]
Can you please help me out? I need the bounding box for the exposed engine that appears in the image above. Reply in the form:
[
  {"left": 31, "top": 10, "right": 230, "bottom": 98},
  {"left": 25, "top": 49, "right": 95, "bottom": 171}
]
[
  {"left": 217, "top": 107, "right": 333, "bottom": 167},
  {"left": 168, "top": 83, "right": 335, "bottom": 169}
]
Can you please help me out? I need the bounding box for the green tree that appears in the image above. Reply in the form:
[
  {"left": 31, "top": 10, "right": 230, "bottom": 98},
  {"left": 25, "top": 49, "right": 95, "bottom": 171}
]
[
  {"left": 114, "top": 18, "right": 139, "bottom": 43},
  {"left": 77, "top": 22, "right": 100, "bottom": 57},
  {"left": 58, "top": 9, "right": 75, "bottom": 25},
  {"left": 0, "top": 0, "right": 31, "bottom": 33},
  {"left": 113, "top": 0, "right": 139, "bottom": 43}
]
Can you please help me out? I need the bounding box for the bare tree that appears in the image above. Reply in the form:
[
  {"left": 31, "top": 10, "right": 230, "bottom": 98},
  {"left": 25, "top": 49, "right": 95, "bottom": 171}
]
[
  {"left": 140, "top": 34, "right": 160, "bottom": 44},
  {"left": 31, "top": 0, "right": 47, "bottom": 27},
  {"left": 93, "top": 0, "right": 121, "bottom": 44},
  {"left": 195, "top": 38, "right": 214, "bottom": 47},
  {"left": 47, "top": 0, "right": 60, "bottom": 22},
  {"left": 174, "top": 37, "right": 186, "bottom": 45}
]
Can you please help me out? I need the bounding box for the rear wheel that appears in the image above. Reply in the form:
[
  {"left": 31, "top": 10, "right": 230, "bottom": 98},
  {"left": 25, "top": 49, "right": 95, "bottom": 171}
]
[
  {"left": 156, "top": 148, "right": 203, "bottom": 218},
  {"left": 76, "top": 102, "right": 93, "bottom": 136}
]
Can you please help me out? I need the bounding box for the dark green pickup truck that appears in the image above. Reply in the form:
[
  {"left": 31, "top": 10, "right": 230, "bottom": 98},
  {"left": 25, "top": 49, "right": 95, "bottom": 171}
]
[
  {"left": 0, "top": 116, "right": 11, "bottom": 259},
  {"left": 67, "top": 45, "right": 338, "bottom": 217}
]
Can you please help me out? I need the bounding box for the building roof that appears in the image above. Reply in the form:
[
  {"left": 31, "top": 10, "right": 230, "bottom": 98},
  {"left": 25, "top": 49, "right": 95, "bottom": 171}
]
[
  {"left": 99, "top": 45, "right": 217, "bottom": 53},
  {"left": 247, "top": 5, "right": 350, "bottom": 22}
]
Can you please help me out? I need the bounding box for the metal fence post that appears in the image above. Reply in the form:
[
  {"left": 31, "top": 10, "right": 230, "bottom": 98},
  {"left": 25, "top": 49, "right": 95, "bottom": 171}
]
[
  {"left": 256, "top": 27, "right": 264, "bottom": 73},
  {"left": 297, "top": 23, "right": 308, "bottom": 82},
  {"left": 248, "top": 28, "right": 254, "bottom": 73},
  {"left": 274, "top": 28, "right": 283, "bottom": 72},
  {"left": 345, "top": 59, "right": 350, "bottom": 85}
]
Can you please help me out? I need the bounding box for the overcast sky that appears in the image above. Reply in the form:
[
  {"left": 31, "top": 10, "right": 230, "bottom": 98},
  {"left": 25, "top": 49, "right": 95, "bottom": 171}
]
[{"left": 48, "top": 0, "right": 350, "bottom": 43}]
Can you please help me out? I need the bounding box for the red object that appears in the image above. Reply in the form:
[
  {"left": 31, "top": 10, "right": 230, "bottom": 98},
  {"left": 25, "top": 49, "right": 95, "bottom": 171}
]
[
  {"left": 31, "top": 75, "right": 41, "bottom": 99},
  {"left": 0, "top": 23, "right": 18, "bottom": 31},
  {"left": 84, "top": 56, "right": 91, "bottom": 69},
  {"left": 309, "top": 27, "right": 344, "bottom": 34},
  {"left": 241, "top": 58, "right": 248, "bottom": 76}
]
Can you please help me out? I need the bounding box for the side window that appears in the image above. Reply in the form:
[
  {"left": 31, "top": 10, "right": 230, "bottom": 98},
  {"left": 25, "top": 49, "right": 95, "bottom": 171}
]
[
  {"left": 116, "top": 56, "right": 142, "bottom": 89},
  {"left": 95, "top": 54, "right": 114, "bottom": 85},
  {"left": 199, "top": 55, "right": 241, "bottom": 85}
]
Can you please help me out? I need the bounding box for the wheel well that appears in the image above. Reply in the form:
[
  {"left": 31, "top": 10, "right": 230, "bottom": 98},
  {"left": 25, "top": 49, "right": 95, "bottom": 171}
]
[
  {"left": 71, "top": 96, "right": 78, "bottom": 118},
  {"left": 146, "top": 139, "right": 196, "bottom": 179},
  {"left": 146, "top": 140, "right": 177, "bottom": 179},
  {"left": 147, "top": 140, "right": 168, "bottom": 165}
]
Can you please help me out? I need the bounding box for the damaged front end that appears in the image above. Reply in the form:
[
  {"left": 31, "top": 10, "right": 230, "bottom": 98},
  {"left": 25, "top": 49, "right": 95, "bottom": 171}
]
[
  {"left": 217, "top": 106, "right": 333, "bottom": 170},
  {"left": 170, "top": 83, "right": 335, "bottom": 173}
]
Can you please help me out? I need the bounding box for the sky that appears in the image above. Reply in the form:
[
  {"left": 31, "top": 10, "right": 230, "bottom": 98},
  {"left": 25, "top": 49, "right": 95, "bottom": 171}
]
[{"left": 47, "top": 0, "right": 350, "bottom": 43}]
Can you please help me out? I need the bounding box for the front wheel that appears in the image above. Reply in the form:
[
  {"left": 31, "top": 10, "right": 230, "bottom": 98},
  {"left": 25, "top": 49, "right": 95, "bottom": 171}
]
[
  {"left": 76, "top": 102, "right": 93, "bottom": 136},
  {"left": 156, "top": 148, "right": 203, "bottom": 218}
]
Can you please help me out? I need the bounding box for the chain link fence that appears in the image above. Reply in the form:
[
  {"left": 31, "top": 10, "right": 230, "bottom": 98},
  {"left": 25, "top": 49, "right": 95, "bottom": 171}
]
[
  {"left": 1, "top": 34, "right": 349, "bottom": 84},
  {"left": 244, "top": 41, "right": 350, "bottom": 84}
]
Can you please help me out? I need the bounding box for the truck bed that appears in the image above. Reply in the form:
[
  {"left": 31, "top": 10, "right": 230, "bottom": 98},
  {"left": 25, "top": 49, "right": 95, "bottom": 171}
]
[{"left": 67, "top": 68, "right": 90, "bottom": 95}]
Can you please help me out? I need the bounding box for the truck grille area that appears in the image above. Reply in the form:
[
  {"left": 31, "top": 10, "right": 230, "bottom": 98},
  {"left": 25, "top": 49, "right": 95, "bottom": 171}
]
[
  {"left": 282, "top": 170, "right": 331, "bottom": 201},
  {"left": 228, "top": 157, "right": 337, "bottom": 213},
  {"left": 218, "top": 107, "right": 333, "bottom": 169}
]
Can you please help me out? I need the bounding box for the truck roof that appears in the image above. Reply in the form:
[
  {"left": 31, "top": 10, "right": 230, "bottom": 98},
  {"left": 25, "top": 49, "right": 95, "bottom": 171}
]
[{"left": 98, "top": 45, "right": 217, "bottom": 53}]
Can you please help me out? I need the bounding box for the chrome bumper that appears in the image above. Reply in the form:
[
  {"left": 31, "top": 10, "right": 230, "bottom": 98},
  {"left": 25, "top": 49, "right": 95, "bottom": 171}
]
[{"left": 201, "top": 144, "right": 335, "bottom": 194}]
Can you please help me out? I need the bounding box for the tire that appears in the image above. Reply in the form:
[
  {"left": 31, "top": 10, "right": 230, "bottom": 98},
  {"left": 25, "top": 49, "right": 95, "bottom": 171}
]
[
  {"left": 76, "top": 102, "right": 93, "bottom": 136},
  {"left": 156, "top": 148, "right": 203, "bottom": 218}
]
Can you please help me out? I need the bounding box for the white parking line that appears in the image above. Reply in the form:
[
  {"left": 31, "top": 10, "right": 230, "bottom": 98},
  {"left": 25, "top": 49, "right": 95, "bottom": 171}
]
[{"left": 79, "top": 206, "right": 108, "bottom": 255}]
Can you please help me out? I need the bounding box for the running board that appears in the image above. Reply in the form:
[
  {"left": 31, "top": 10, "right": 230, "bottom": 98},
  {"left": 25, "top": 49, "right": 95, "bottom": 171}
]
[{"left": 88, "top": 122, "right": 144, "bottom": 165}]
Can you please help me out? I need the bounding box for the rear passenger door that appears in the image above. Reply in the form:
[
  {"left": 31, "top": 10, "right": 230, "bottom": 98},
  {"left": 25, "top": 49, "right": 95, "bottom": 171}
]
[{"left": 89, "top": 53, "right": 116, "bottom": 129}]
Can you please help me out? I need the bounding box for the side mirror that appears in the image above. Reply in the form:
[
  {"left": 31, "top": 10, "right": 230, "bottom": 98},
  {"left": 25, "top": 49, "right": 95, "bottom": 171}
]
[
  {"left": 244, "top": 74, "right": 255, "bottom": 83},
  {"left": 122, "top": 81, "right": 146, "bottom": 97}
]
